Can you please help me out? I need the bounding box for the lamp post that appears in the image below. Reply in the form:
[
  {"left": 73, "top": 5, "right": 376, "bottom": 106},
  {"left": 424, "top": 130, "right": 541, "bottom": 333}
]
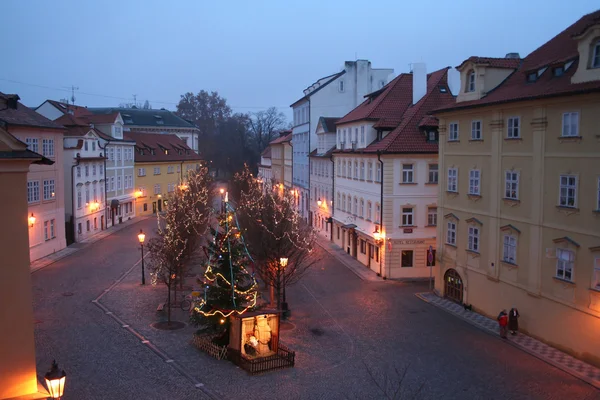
[
  {"left": 280, "top": 257, "right": 289, "bottom": 319},
  {"left": 44, "top": 360, "right": 66, "bottom": 399},
  {"left": 138, "top": 229, "right": 146, "bottom": 285},
  {"left": 219, "top": 188, "right": 225, "bottom": 213}
]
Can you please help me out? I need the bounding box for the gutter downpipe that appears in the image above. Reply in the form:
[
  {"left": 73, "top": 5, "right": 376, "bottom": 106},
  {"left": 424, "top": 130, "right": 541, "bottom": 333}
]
[
  {"left": 98, "top": 138, "right": 108, "bottom": 229},
  {"left": 377, "top": 149, "right": 384, "bottom": 279},
  {"left": 71, "top": 155, "right": 81, "bottom": 243},
  {"left": 329, "top": 150, "right": 334, "bottom": 242}
]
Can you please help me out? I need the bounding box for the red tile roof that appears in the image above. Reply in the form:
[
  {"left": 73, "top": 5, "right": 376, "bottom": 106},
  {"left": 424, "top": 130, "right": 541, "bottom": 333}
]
[
  {"left": 0, "top": 93, "right": 64, "bottom": 130},
  {"left": 437, "top": 10, "right": 600, "bottom": 113},
  {"left": 457, "top": 56, "right": 522, "bottom": 70},
  {"left": 261, "top": 146, "right": 272, "bottom": 158},
  {"left": 44, "top": 100, "right": 91, "bottom": 117},
  {"left": 55, "top": 114, "right": 113, "bottom": 141},
  {"left": 270, "top": 132, "right": 292, "bottom": 144},
  {"left": 124, "top": 131, "right": 202, "bottom": 163},
  {"left": 337, "top": 74, "right": 414, "bottom": 125}
]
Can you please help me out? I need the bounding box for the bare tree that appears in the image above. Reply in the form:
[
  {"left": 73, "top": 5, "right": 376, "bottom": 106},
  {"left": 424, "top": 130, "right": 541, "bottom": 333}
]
[
  {"left": 248, "top": 107, "right": 287, "bottom": 153},
  {"left": 234, "top": 166, "right": 316, "bottom": 311}
]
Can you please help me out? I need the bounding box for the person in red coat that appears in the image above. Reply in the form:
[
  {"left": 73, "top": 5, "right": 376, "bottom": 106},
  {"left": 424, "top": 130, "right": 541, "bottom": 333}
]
[{"left": 497, "top": 309, "right": 508, "bottom": 339}]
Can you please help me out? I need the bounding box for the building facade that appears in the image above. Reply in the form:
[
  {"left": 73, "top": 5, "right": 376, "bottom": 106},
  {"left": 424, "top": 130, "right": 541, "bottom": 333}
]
[
  {"left": 434, "top": 11, "right": 600, "bottom": 366},
  {"left": 332, "top": 66, "right": 455, "bottom": 279},
  {"left": 125, "top": 132, "right": 202, "bottom": 217},
  {"left": 1, "top": 93, "right": 67, "bottom": 261},
  {"left": 290, "top": 60, "right": 394, "bottom": 222},
  {"left": 257, "top": 146, "right": 272, "bottom": 189}
]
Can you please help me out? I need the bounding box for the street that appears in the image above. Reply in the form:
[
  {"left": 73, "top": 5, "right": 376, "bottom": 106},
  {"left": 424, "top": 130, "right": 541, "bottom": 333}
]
[{"left": 32, "top": 217, "right": 600, "bottom": 400}]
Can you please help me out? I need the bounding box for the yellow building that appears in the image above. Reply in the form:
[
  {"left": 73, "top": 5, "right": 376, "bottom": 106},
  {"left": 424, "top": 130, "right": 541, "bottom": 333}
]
[
  {"left": 434, "top": 11, "right": 600, "bottom": 366},
  {"left": 125, "top": 132, "right": 202, "bottom": 216}
]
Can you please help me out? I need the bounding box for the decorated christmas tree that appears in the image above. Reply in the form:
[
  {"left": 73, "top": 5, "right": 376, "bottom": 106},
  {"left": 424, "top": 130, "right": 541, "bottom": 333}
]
[{"left": 191, "top": 199, "right": 258, "bottom": 339}]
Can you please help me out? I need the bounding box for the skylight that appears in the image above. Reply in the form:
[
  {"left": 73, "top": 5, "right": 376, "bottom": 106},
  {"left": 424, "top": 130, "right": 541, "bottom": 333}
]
[
  {"left": 537, "top": 67, "right": 547, "bottom": 77},
  {"left": 439, "top": 86, "right": 448, "bottom": 93},
  {"left": 564, "top": 60, "right": 574, "bottom": 71},
  {"left": 527, "top": 72, "right": 537, "bottom": 82}
]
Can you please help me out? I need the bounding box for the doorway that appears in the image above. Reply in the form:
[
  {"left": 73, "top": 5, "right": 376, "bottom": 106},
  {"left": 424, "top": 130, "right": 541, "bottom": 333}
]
[
  {"left": 158, "top": 199, "right": 162, "bottom": 212},
  {"left": 152, "top": 202, "right": 157, "bottom": 214},
  {"left": 444, "top": 269, "right": 463, "bottom": 303}
]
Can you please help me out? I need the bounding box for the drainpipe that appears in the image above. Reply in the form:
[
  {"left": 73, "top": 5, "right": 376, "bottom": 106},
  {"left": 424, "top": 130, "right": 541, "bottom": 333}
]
[
  {"left": 377, "top": 149, "right": 384, "bottom": 279},
  {"left": 98, "top": 139, "right": 108, "bottom": 229},
  {"left": 329, "top": 151, "right": 335, "bottom": 242},
  {"left": 306, "top": 99, "right": 310, "bottom": 224},
  {"left": 71, "top": 154, "right": 81, "bottom": 243}
]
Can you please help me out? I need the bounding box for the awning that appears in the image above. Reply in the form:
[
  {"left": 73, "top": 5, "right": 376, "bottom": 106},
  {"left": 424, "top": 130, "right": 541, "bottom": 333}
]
[
  {"left": 110, "top": 199, "right": 120, "bottom": 208},
  {"left": 341, "top": 223, "right": 357, "bottom": 229}
]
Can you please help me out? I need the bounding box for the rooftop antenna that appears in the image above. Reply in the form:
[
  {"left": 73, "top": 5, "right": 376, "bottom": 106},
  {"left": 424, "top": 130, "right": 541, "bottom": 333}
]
[
  {"left": 132, "top": 94, "right": 137, "bottom": 106},
  {"left": 69, "top": 85, "right": 78, "bottom": 105}
]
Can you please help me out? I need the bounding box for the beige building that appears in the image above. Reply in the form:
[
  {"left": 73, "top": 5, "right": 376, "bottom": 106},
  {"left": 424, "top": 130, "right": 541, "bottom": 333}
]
[
  {"left": 0, "top": 121, "right": 51, "bottom": 398},
  {"left": 0, "top": 93, "right": 67, "bottom": 262},
  {"left": 434, "top": 11, "right": 600, "bottom": 366}
]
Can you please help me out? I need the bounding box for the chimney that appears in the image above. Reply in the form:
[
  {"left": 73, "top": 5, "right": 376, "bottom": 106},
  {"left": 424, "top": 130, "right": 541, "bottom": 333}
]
[
  {"left": 505, "top": 52, "right": 520, "bottom": 59},
  {"left": 412, "top": 62, "right": 427, "bottom": 105}
]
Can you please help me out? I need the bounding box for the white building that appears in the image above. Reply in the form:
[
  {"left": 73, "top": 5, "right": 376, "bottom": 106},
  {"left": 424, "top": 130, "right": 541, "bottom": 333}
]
[
  {"left": 332, "top": 64, "right": 455, "bottom": 279},
  {"left": 257, "top": 146, "right": 272, "bottom": 190},
  {"left": 290, "top": 60, "right": 394, "bottom": 222},
  {"left": 309, "top": 117, "right": 338, "bottom": 239}
]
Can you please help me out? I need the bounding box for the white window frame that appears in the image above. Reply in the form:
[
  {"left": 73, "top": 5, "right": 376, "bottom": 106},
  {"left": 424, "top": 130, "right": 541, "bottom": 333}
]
[
  {"left": 376, "top": 163, "right": 382, "bottom": 182},
  {"left": 559, "top": 175, "right": 577, "bottom": 208},
  {"left": 43, "top": 179, "right": 55, "bottom": 200},
  {"left": 42, "top": 138, "right": 55, "bottom": 157},
  {"left": 505, "top": 171, "right": 519, "bottom": 200},
  {"left": 154, "top": 184, "right": 161, "bottom": 195},
  {"left": 359, "top": 199, "right": 364, "bottom": 218},
  {"left": 77, "top": 189, "right": 82, "bottom": 209},
  {"left": 360, "top": 162, "right": 365, "bottom": 180},
  {"left": 50, "top": 219, "right": 55, "bottom": 239},
  {"left": 471, "top": 120, "right": 482, "bottom": 140},
  {"left": 337, "top": 192, "right": 341, "bottom": 209},
  {"left": 342, "top": 195, "right": 346, "bottom": 212},
  {"left": 27, "top": 180, "right": 40, "bottom": 203},
  {"left": 138, "top": 168, "right": 146, "bottom": 177},
  {"left": 502, "top": 234, "right": 517, "bottom": 264},
  {"left": 375, "top": 203, "right": 381, "bottom": 224},
  {"left": 117, "top": 176, "right": 122, "bottom": 190},
  {"left": 367, "top": 162, "right": 373, "bottom": 181},
  {"left": 561, "top": 112, "right": 579, "bottom": 137},
  {"left": 402, "top": 207, "right": 414, "bottom": 226},
  {"left": 110, "top": 177, "right": 115, "bottom": 191},
  {"left": 448, "top": 122, "right": 459, "bottom": 141},
  {"left": 353, "top": 197, "right": 358, "bottom": 215},
  {"left": 361, "top": 126, "right": 365, "bottom": 145},
  {"left": 354, "top": 161, "right": 358, "bottom": 179},
  {"left": 76, "top": 166, "right": 81, "bottom": 178},
  {"left": 367, "top": 201, "right": 372, "bottom": 221},
  {"left": 469, "top": 169, "right": 481, "bottom": 195},
  {"left": 428, "top": 164, "right": 438, "bottom": 183},
  {"left": 507, "top": 117, "right": 520, "bottom": 138},
  {"left": 26, "top": 138, "right": 39, "bottom": 153},
  {"left": 468, "top": 226, "right": 479, "bottom": 252},
  {"left": 467, "top": 70, "right": 475, "bottom": 92},
  {"left": 556, "top": 248, "right": 574, "bottom": 282},
  {"left": 427, "top": 207, "right": 437, "bottom": 226},
  {"left": 402, "top": 164, "right": 414, "bottom": 183},
  {"left": 153, "top": 166, "right": 160, "bottom": 175},
  {"left": 446, "top": 221, "right": 456, "bottom": 245},
  {"left": 447, "top": 168, "right": 458, "bottom": 192}
]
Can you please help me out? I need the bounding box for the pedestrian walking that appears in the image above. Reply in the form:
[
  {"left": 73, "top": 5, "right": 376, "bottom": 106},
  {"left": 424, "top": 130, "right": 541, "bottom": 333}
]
[
  {"left": 509, "top": 307, "right": 520, "bottom": 335},
  {"left": 497, "top": 309, "right": 508, "bottom": 339}
]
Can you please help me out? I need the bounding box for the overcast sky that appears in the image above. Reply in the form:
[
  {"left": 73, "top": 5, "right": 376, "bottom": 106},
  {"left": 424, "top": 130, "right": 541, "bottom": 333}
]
[{"left": 2, "top": 0, "right": 598, "bottom": 122}]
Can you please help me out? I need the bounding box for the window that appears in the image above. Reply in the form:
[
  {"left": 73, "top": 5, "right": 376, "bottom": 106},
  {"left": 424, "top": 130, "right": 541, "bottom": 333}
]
[
  {"left": 337, "top": 192, "right": 341, "bottom": 209},
  {"left": 447, "top": 168, "right": 458, "bottom": 192},
  {"left": 108, "top": 148, "right": 114, "bottom": 161},
  {"left": 342, "top": 161, "right": 347, "bottom": 178},
  {"left": 592, "top": 40, "right": 600, "bottom": 68},
  {"left": 117, "top": 176, "right": 122, "bottom": 190},
  {"left": 428, "top": 164, "right": 438, "bottom": 183},
  {"left": 354, "top": 161, "right": 358, "bottom": 179},
  {"left": 594, "top": 257, "right": 600, "bottom": 289},
  {"left": 498, "top": 171, "right": 518, "bottom": 201},
  {"left": 367, "top": 162, "right": 373, "bottom": 181},
  {"left": 138, "top": 168, "right": 146, "bottom": 177},
  {"left": 342, "top": 195, "right": 346, "bottom": 212},
  {"left": 471, "top": 120, "right": 482, "bottom": 140},
  {"left": 467, "top": 70, "right": 475, "bottom": 92},
  {"left": 359, "top": 199, "right": 364, "bottom": 218},
  {"left": 360, "top": 240, "right": 366, "bottom": 254},
  {"left": 76, "top": 166, "right": 81, "bottom": 178},
  {"left": 85, "top": 188, "right": 90, "bottom": 204},
  {"left": 154, "top": 167, "right": 160, "bottom": 175},
  {"left": 402, "top": 164, "right": 414, "bottom": 183},
  {"left": 503, "top": 235, "right": 517, "bottom": 264},
  {"left": 446, "top": 221, "right": 456, "bottom": 245},
  {"left": 177, "top": 165, "right": 180, "bottom": 173},
  {"left": 85, "top": 166, "right": 89, "bottom": 177},
  {"left": 469, "top": 170, "right": 480, "bottom": 195},
  {"left": 507, "top": 117, "right": 520, "bottom": 138},
  {"left": 527, "top": 72, "right": 537, "bottom": 82},
  {"left": 115, "top": 126, "right": 122, "bottom": 136},
  {"left": 100, "top": 165, "right": 103, "bottom": 176},
  {"left": 361, "top": 126, "right": 365, "bottom": 145},
  {"left": 448, "top": 123, "right": 459, "bottom": 141},
  {"left": 401, "top": 250, "right": 413, "bottom": 267},
  {"left": 77, "top": 189, "right": 82, "bottom": 208},
  {"left": 110, "top": 177, "right": 115, "bottom": 191},
  {"left": 86, "top": 220, "right": 90, "bottom": 232},
  {"left": 360, "top": 162, "right": 365, "bottom": 180},
  {"left": 42, "top": 139, "right": 55, "bottom": 157},
  {"left": 116, "top": 148, "right": 122, "bottom": 161},
  {"left": 77, "top": 223, "right": 82, "bottom": 234},
  {"left": 559, "top": 175, "right": 577, "bottom": 207},
  {"left": 339, "top": 80, "right": 344, "bottom": 92},
  {"left": 143, "top": 203, "right": 148, "bottom": 212},
  {"left": 468, "top": 226, "right": 480, "bottom": 252},
  {"left": 375, "top": 203, "right": 380, "bottom": 224},
  {"left": 402, "top": 207, "right": 414, "bottom": 226},
  {"left": 376, "top": 163, "right": 381, "bottom": 182},
  {"left": 93, "top": 185, "right": 97, "bottom": 202},
  {"left": 367, "top": 201, "right": 372, "bottom": 220},
  {"left": 84, "top": 141, "right": 88, "bottom": 151},
  {"left": 26, "top": 138, "right": 39, "bottom": 153},
  {"left": 43, "top": 179, "right": 55, "bottom": 200},
  {"left": 92, "top": 141, "right": 96, "bottom": 151},
  {"left": 556, "top": 248, "right": 574, "bottom": 281},
  {"left": 44, "top": 221, "right": 49, "bottom": 241},
  {"left": 428, "top": 207, "right": 437, "bottom": 226},
  {"left": 92, "top": 164, "right": 96, "bottom": 176},
  {"left": 562, "top": 112, "right": 579, "bottom": 137},
  {"left": 50, "top": 219, "right": 55, "bottom": 239},
  {"left": 353, "top": 197, "right": 358, "bottom": 215},
  {"left": 154, "top": 184, "right": 161, "bottom": 194},
  {"left": 27, "top": 181, "right": 39, "bottom": 203}
]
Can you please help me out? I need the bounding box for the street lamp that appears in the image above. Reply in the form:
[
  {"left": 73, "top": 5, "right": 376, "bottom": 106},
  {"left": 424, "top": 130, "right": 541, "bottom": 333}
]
[
  {"left": 138, "top": 229, "right": 146, "bottom": 285},
  {"left": 373, "top": 226, "right": 384, "bottom": 245},
  {"left": 44, "top": 360, "right": 66, "bottom": 399},
  {"left": 317, "top": 198, "right": 322, "bottom": 207},
  {"left": 280, "top": 257, "right": 289, "bottom": 319},
  {"left": 28, "top": 213, "right": 36, "bottom": 228}
]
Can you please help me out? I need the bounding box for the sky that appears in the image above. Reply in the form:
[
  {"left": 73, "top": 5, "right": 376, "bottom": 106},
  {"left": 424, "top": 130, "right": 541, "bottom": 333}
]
[{"left": 2, "top": 0, "right": 599, "bottom": 122}]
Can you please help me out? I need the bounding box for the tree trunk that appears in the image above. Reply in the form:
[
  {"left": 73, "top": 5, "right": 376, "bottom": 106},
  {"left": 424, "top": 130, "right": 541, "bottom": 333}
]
[
  {"left": 167, "top": 283, "right": 172, "bottom": 326},
  {"left": 269, "top": 284, "right": 275, "bottom": 308}
]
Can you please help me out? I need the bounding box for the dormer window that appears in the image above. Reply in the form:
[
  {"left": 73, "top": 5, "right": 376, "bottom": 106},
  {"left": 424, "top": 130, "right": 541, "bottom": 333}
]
[
  {"left": 427, "top": 131, "right": 438, "bottom": 142},
  {"left": 467, "top": 70, "right": 475, "bottom": 92},
  {"left": 553, "top": 66, "right": 564, "bottom": 77},
  {"left": 527, "top": 72, "right": 537, "bottom": 82},
  {"left": 592, "top": 39, "right": 600, "bottom": 68}
]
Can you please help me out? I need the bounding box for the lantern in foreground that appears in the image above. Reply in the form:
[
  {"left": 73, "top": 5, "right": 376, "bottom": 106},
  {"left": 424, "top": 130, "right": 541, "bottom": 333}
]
[
  {"left": 137, "top": 229, "right": 146, "bottom": 244},
  {"left": 28, "top": 213, "right": 36, "bottom": 227},
  {"left": 44, "top": 360, "right": 66, "bottom": 399},
  {"left": 317, "top": 198, "right": 322, "bottom": 207}
]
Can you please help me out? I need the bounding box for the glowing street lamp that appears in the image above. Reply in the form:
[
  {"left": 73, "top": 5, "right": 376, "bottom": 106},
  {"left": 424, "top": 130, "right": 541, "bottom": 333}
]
[
  {"left": 279, "top": 257, "right": 288, "bottom": 268},
  {"left": 44, "top": 360, "right": 66, "bottom": 399},
  {"left": 373, "top": 227, "right": 383, "bottom": 244},
  {"left": 28, "top": 213, "right": 36, "bottom": 228},
  {"left": 280, "top": 257, "right": 289, "bottom": 319},
  {"left": 317, "top": 198, "right": 322, "bottom": 207},
  {"left": 138, "top": 229, "right": 146, "bottom": 285},
  {"left": 179, "top": 183, "right": 188, "bottom": 191}
]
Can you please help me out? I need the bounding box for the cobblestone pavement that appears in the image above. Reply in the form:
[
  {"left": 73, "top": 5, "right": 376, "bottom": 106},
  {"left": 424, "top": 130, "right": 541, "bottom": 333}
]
[
  {"left": 416, "top": 292, "right": 600, "bottom": 389},
  {"left": 33, "top": 217, "right": 600, "bottom": 399}
]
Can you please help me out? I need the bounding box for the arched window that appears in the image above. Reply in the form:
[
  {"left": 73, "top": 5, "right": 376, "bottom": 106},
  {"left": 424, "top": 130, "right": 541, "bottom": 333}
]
[
  {"left": 342, "top": 194, "right": 346, "bottom": 212},
  {"left": 466, "top": 70, "right": 476, "bottom": 92},
  {"left": 354, "top": 161, "right": 359, "bottom": 179},
  {"left": 359, "top": 198, "right": 364, "bottom": 218},
  {"left": 353, "top": 197, "right": 358, "bottom": 215}
]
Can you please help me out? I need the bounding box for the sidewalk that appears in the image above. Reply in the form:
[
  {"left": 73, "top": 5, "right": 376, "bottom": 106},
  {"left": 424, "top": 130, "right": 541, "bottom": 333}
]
[
  {"left": 30, "top": 215, "right": 153, "bottom": 273},
  {"left": 317, "top": 240, "right": 383, "bottom": 282},
  {"left": 416, "top": 291, "right": 600, "bottom": 390}
]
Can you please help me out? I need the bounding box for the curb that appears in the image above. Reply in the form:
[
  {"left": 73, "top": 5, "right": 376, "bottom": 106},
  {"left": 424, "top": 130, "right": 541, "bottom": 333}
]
[{"left": 415, "top": 292, "right": 600, "bottom": 390}]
